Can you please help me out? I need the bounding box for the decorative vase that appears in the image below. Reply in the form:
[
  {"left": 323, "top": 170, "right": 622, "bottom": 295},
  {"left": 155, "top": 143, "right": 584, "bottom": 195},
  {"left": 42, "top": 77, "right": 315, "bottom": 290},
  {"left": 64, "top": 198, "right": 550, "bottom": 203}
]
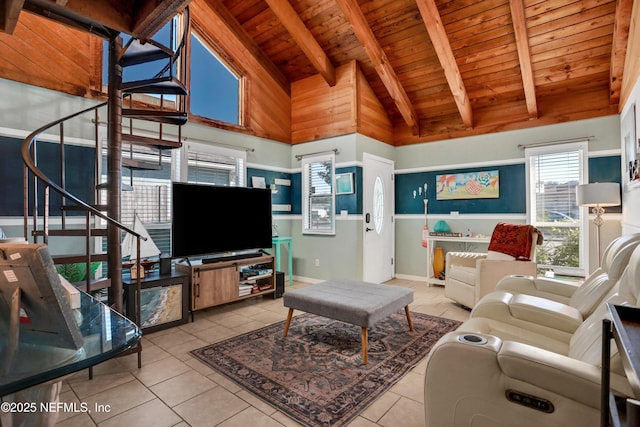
[
  {"left": 433, "top": 247, "right": 445, "bottom": 279},
  {"left": 433, "top": 220, "right": 451, "bottom": 233}
]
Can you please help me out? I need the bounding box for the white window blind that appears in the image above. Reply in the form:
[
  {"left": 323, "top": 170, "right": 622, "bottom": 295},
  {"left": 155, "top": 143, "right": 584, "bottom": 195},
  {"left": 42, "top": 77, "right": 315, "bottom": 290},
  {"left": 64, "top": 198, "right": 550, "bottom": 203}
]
[
  {"left": 531, "top": 151, "right": 580, "bottom": 222},
  {"left": 302, "top": 153, "right": 335, "bottom": 234},
  {"left": 184, "top": 142, "right": 246, "bottom": 187},
  {"left": 526, "top": 142, "right": 588, "bottom": 275}
]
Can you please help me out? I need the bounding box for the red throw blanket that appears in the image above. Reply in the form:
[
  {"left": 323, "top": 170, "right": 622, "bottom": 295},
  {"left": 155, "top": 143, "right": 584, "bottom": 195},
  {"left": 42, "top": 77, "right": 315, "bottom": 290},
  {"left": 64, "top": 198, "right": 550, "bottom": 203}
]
[{"left": 488, "top": 222, "right": 541, "bottom": 261}]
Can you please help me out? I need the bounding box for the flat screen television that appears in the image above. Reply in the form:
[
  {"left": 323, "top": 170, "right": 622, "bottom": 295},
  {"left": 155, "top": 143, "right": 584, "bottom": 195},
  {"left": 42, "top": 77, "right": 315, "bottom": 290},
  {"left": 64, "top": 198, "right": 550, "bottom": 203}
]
[{"left": 171, "top": 182, "right": 273, "bottom": 260}]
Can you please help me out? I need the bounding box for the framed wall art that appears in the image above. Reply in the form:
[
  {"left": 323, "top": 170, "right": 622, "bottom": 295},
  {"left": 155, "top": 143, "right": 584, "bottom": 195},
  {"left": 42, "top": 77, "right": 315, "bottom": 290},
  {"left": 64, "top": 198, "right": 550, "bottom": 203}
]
[
  {"left": 622, "top": 103, "right": 639, "bottom": 189},
  {"left": 436, "top": 170, "right": 499, "bottom": 200},
  {"left": 335, "top": 172, "right": 354, "bottom": 195}
]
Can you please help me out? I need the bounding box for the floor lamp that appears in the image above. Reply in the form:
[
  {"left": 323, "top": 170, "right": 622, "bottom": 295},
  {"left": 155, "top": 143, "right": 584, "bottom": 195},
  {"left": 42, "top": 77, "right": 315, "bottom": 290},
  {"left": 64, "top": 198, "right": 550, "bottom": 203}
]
[{"left": 576, "top": 182, "right": 621, "bottom": 267}]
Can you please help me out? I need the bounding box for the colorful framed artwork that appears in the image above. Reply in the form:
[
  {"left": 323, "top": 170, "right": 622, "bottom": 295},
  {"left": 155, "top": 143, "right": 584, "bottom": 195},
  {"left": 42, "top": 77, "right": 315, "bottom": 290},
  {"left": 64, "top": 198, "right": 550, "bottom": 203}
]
[
  {"left": 139, "top": 284, "right": 184, "bottom": 330},
  {"left": 436, "top": 170, "right": 499, "bottom": 200}
]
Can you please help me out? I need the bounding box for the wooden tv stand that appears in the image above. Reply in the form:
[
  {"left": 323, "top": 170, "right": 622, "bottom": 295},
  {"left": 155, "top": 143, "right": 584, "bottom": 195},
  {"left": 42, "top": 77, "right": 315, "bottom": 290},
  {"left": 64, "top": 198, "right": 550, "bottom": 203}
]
[{"left": 176, "top": 254, "right": 275, "bottom": 318}]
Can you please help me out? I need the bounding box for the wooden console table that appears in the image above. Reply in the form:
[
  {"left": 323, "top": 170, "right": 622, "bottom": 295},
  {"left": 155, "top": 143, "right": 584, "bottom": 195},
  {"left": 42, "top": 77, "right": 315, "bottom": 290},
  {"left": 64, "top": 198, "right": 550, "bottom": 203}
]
[
  {"left": 426, "top": 235, "right": 490, "bottom": 286},
  {"left": 176, "top": 254, "right": 275, "bottom": 318}
]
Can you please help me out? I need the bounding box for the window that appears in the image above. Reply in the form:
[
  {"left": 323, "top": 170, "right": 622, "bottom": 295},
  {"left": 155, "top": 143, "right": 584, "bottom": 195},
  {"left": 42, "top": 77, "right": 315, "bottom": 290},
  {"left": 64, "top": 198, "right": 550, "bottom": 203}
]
[
  {"left": 182, "top": 142, "right": 246, "bottom": 187},
  {"left": 525, "top": 142, "right": 588, "bottom": 276},
  {"left": 99, "top": 137, "right": 246, "bottom": 258},
  {"left": 189, "top": 32, "right": 241, "bottom": 125},
  {"left": 100, "top": 145, "right": 174, "bottom": 256},
  {"left": 102, "top": 16, "right": 181, "bottom": 108},
  {"left": 302, "top": 153, "right": 335, "bottom": 234}
]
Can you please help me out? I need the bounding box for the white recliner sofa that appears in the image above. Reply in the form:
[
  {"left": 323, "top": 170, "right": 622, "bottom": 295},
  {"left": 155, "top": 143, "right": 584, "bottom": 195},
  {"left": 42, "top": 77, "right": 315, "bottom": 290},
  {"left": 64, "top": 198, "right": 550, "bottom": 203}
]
[
  {"left": 424, "top": 240, "right": 640, "bottom": 427},
  {"left": 463, "top": 234, "right": 640, "bottom": 350},
  {"left": 493, "top": 233, "right": 640, "bottom": 311}
]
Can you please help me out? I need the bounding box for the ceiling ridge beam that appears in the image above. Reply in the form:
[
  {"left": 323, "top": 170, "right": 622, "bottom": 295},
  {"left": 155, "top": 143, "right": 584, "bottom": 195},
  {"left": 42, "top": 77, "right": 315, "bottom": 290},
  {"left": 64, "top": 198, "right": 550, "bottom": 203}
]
[
  {"left": 335, "top": 0, "right": 419, "bottom": 135},
  {"left": 609, "top": 0, "right": 633, "bottom": 105},
  {"left": 416, "top": 0, "right": 473, "bottom": 128},
  {"left": 509, "top": 0, "right": 538, "bottom": 119},
  {"left": 264, "top": 0, "right": 335, "bottom": 87}
]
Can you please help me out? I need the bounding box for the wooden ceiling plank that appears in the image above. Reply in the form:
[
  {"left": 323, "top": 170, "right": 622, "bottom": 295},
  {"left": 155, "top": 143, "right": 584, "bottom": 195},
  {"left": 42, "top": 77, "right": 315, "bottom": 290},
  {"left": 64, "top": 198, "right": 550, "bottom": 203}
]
[
  {"left": 205, "top": 0, "right": 290, "bottom": 96},
  {"left": 1, "top": 0, "right": 25, "bottom": 34},
  {"left": 264, "top": 0, "right": 335, "bottom": 86},
  {"left": 609, "top": 0, "right": 632, "bottom": 105},
  {"left": 509, "top": 0, "right": 537, "bottom": 119},
  {"left": 335, "top": 0, "right": 419, "bottom": 135},
  {"left": 416, "top": 0, "right": 473, "bottom": 128}
]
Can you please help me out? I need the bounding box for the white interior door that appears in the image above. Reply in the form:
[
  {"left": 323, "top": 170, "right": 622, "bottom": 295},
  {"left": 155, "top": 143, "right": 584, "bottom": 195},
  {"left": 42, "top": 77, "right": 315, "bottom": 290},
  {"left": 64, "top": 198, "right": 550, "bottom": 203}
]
[{"left": 363, "top": 153, "right": 394, "bottom": 283}]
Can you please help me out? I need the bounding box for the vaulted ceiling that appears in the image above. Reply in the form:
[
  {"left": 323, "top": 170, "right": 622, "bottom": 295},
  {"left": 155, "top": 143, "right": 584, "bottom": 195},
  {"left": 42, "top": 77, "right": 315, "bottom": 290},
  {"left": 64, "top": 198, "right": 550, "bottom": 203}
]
[{"left": 1, "top": 0, "right": 634, "bottom": 144}]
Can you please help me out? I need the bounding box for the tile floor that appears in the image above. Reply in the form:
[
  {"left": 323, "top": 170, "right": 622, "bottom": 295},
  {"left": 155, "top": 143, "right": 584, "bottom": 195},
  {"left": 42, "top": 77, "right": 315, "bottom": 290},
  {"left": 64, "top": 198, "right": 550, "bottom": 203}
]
[{"left": 55, "top": 279, "right": 470, "bottom": 427}]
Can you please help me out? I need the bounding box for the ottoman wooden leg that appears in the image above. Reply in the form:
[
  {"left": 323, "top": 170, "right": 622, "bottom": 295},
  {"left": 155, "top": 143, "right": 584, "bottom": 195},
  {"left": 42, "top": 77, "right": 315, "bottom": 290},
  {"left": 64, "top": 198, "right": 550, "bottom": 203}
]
[
  {"left": 361, "top": 327, "right": 368, "bottom": 365},
  {"left": 283, "top": 308, "right": 294, "bottom": 337},
  {"left": 405, "top": 306, "right": 414, "bottom": 332}
]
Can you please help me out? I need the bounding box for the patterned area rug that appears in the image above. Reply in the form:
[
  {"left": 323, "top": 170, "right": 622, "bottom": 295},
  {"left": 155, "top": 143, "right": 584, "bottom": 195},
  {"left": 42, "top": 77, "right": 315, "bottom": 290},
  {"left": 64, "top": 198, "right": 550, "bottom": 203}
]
[{"left": 190, "top": 311, "right": 460, "bottom": 427}]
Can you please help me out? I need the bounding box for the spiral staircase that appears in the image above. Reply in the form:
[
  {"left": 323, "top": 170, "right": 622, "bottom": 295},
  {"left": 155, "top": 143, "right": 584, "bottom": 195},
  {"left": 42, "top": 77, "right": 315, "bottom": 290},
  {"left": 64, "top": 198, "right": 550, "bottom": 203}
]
[{"left": 19, "top": 6, "right": 191, "bottom": 367}]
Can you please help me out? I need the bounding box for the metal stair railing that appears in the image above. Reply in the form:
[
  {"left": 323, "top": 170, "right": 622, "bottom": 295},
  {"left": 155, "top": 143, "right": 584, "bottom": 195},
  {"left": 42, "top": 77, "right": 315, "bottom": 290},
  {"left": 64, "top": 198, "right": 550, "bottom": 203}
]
[
  {"left": 21, "top": 100, "right": 146, "bottom": 289},
  {"left": 19, "top": 7, "right": 190, "bottom": 371},
  {"left": 22, "top": 101, "right": 146, "bottom": 370}
]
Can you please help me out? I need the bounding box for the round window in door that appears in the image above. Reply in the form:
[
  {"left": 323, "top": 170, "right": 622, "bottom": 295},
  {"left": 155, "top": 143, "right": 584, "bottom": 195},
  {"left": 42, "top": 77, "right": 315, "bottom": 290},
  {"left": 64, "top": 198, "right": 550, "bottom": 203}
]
[{"left": 373, "top": 176, "right": 384, "bottom": 234}]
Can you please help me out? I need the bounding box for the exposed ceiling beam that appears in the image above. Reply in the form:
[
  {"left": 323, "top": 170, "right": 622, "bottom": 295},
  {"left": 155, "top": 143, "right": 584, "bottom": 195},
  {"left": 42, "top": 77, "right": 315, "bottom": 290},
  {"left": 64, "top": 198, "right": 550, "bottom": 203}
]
[
  {"left": 610, "top": 0, "right": 633, "bottom": 105},
  {"left": 335, "top": 0, "right": 419, "bottom": 135},
  {"left": 509, "top": 0, "right": 537, "bottom": 119},
  {"left": 416, "top": 0, "right": 473, "bottom": 128},
  {"left": 132, "top": 0, "right": 192, "bottom": 40},
  {"left": 264, "top": 0, "right": 335, "bottom": 87},
  {"left": 1, "top": 0, "right": 25, "bottom": 34}
]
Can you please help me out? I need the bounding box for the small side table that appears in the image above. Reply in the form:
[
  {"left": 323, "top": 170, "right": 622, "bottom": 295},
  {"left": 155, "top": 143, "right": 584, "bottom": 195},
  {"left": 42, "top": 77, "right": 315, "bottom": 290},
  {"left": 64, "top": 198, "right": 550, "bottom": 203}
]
[
  {"left": 272, "top": 236, "right": 293, "bottom": 285},
  {"left": 122, "top": 270, "right": 190, "bottom": 332}
]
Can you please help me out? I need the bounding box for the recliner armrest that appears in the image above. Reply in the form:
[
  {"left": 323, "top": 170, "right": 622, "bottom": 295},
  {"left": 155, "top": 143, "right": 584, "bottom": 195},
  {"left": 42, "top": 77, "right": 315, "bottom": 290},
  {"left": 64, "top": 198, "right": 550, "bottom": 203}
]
[
  {"left": 471, "top": 292, "right": 583, "bottom": 333},
  {"left": 427, "top": 331, "right": 632, "bottom": 409},
  {"left": 497, "top": 340, "right": 628, "bottom": 407},
  {"left": 496, "top": 275, "right": 579, "bottom": 302},
  {"left": 475, "top": 259, "right": 538, "bottom": 301}
]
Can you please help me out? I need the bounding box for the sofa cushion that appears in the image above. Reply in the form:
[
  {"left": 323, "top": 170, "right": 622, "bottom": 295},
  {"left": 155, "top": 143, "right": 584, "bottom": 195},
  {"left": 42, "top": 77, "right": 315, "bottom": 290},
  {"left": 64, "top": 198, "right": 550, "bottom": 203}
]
[
  {"left": 486, "top": 250, "right": 515, "bottom": 261},
  {"left": 447, "top": 265, "right": 477, "bottom": 284}
]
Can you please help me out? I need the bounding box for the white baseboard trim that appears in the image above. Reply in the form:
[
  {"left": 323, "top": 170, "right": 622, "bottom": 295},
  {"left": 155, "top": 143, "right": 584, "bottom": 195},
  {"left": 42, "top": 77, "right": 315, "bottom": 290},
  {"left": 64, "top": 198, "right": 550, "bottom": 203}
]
[
  {"left": 393, "top": 273, "right": 429, "bottom": 283},
  {"left": 291, "top": 275, "right": 323, "bottom": 284}
]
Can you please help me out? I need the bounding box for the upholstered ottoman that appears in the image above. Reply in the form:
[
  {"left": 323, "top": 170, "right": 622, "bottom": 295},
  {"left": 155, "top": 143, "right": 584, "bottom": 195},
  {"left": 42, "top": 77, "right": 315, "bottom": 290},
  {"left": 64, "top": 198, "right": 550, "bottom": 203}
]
[{"left": 282, "top": 279, "right": 414, "bottom": 364}]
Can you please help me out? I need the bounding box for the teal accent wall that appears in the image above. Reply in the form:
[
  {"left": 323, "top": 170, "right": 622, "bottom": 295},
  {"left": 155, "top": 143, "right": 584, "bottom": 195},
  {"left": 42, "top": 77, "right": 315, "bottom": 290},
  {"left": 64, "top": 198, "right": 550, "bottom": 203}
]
[
  {"left": 395, "top": 164, "right": 526, "bottom": 215},
  {"left": 0, "top": 136, "right": 95, "bottom": 216},
  {"left": 589, "top": 155, "right": 623, "bottom": 213},
  {"left": 247, "top": 167, "right": 292, "bottom": 213},
  {"left": 282, "top": 166, "right": 363, "bottom": 216},
  {"left": 335, "top": 166, "right": 362, "bottom": 215}
]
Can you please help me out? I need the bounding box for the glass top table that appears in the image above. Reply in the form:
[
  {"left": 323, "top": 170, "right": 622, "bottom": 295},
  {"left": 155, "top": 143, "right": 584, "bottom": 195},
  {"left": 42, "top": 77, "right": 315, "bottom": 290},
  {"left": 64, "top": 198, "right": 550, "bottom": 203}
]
[{"left": 0, "top": 290, "right": 141, "bottom": 397}]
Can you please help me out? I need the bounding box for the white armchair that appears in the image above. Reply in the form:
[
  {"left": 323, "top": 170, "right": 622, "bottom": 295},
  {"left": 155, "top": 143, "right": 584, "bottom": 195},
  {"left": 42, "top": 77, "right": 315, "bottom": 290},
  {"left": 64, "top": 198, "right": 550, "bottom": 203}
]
[{"left": 444, "top": 223, "right": 542, "bottom": 309}]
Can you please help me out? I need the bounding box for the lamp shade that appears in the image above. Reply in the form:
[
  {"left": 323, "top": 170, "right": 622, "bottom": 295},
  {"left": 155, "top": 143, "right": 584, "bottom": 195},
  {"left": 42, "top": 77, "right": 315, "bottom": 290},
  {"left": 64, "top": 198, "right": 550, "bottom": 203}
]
[{"left": 576, "top": 182, "right": 621, "bottom": 207}]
